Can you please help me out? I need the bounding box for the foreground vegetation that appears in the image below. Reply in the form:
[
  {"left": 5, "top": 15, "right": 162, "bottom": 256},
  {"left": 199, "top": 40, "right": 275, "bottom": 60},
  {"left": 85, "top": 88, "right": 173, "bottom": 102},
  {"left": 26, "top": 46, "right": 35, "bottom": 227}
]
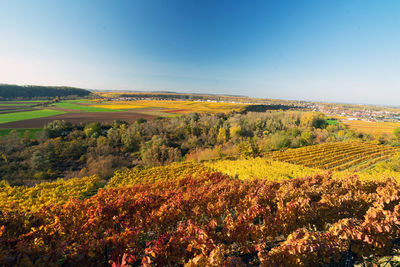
[{"left": 2, "top": 168, "right": 400, "bottom": 266}]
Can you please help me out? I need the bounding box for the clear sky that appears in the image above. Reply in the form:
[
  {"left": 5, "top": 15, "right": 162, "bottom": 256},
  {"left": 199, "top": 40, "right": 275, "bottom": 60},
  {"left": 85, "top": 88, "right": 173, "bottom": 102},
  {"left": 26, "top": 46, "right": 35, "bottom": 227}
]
[{"left": 1, "top": 0, "right": 400, "bottom": 105}]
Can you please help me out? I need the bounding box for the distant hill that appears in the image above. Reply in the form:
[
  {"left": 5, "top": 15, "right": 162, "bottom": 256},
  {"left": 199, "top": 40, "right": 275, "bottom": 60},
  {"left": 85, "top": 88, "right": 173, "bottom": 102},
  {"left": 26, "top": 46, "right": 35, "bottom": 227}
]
[
  {"left": 0, "top": 84, "right": 91, "bottom": 100},
  {"left": 242, "top": 104, "right": 305, "bottom": 113}
]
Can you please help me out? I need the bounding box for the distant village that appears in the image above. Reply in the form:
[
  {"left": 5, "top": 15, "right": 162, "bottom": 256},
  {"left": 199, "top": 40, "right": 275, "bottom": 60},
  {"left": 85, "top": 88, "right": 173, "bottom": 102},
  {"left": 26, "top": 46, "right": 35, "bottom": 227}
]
[{"left": 311, "top": 104, "right": 400, "bottom": 123}]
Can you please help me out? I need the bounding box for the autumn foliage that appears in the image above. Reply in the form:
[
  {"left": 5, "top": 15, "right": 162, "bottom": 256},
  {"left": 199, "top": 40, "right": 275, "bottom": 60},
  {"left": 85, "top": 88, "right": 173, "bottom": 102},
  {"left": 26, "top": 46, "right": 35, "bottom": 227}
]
[{"left": 1, "top": 170, "right": 400, "bottom": 266}]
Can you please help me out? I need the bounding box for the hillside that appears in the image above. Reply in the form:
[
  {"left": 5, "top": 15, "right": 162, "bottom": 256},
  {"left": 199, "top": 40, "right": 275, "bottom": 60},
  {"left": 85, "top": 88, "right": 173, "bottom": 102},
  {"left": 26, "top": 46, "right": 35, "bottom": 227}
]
[{"left": 0, "top": 84, "right": 91, "bottom": 100}]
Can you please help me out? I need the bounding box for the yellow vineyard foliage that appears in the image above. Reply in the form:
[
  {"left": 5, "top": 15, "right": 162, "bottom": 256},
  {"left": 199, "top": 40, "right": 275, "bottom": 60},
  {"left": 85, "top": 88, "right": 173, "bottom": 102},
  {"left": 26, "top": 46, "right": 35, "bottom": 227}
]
[
  {"left": 107, "top": 162, "right": 210, "bottom": 188},
  {"left": 205, "top": 157, "right": 321, "bottom": 181},
  {"left": 0, "top": 175, "right": 102, "bottom": 212},
  {"left": 207, "top": 156, "right": 400, "bottom": 183}
]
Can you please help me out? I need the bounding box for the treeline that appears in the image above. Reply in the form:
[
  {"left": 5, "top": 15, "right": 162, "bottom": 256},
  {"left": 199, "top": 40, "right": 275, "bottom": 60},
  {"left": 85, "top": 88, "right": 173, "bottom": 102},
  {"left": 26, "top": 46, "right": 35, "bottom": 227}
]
[
  {"left": 0, "top": 111, "right": 377, "bottom": 185},
  {"left": 242, "top": 104, "right": 304, "bottom": 112},
  {"left": 0, "top": 84, "right": 91, "bottom": 100}
]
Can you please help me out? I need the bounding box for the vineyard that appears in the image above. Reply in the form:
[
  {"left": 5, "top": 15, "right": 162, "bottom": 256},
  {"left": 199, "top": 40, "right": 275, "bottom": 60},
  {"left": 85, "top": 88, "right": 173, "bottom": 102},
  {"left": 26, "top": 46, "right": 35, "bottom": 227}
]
[
  {"left": 108, "top": 162, "right": 209, "bottom": 188},
  {"left": 268, "top": 141, "right": 399, "bottom": 171},
  {"left": 2, "top": 171, "right": 400, "bottom": 266},
  {"left": 2, "top": 143, "right": 400, "bottom": 266},
  {"left": 205, "top": 158, "right": 320, "bottom": 181},
  {"left": 206, "top": 157, "right": 400, "bottom": 182},
  {"left": 0, "top": 175, "right": 103, "bottom": 212}
]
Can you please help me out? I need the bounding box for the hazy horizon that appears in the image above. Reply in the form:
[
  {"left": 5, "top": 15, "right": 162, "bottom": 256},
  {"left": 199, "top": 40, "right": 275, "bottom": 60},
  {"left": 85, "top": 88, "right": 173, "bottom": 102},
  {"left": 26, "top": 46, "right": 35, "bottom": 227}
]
[{"left": 1, "top": 0, "right": 400, "bottom": 105}]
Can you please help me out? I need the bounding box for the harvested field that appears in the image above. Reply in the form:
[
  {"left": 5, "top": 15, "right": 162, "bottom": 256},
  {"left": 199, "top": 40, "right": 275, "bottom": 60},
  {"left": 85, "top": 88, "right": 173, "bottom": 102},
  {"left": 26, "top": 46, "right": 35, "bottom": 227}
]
[{"left": 0, "top": 112, "right": 156, "bottom": 128}]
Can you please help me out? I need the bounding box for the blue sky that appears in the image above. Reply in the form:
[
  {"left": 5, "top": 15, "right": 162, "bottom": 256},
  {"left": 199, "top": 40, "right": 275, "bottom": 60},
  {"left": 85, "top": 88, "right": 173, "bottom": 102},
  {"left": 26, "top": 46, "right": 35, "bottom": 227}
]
[{"left": 1, "top": 0, "right": 400, "bottom": 105}]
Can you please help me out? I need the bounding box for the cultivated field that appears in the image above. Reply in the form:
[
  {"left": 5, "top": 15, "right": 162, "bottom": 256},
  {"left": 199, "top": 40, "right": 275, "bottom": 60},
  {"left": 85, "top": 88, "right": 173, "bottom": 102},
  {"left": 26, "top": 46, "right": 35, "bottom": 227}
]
[
  {"left": 93, "top": 99, "right": 247, "bottom": 114},
  {"left": 52, "top": 101, "right": 123, "bottom": 112},
  {"left": 0, "top": 111, "right": 156, "bottom": 128},
  {"left": 0, "top": 101, "right": 47, "bottom": 114},
  {"left": 0, "top": 99, "right": 247, "bottom": 129},
  {"left": 0, "top": 109, "right": 66, "bottom": 124}
]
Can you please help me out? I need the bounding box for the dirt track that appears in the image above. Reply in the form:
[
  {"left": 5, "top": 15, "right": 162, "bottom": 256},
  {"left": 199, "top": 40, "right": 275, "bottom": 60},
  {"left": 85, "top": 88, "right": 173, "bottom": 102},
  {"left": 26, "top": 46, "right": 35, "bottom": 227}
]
[{"left": 0, "top": 112, "right": 156, "bottom": 128}]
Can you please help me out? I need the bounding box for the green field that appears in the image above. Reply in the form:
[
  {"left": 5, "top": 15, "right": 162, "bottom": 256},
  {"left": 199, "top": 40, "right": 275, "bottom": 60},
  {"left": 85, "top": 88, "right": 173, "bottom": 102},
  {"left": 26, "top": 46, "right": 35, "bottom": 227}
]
[
  {"left": 0, "top": 128, "right": 43, "bottom": 138},
  {"left": 52, "top": 102, "right": 121, "bottom": 112},
  {"left": 0, "top": 109, "right": 66, "bottom": 124},
  {"left": 327, "top": 119, "right": 338, "bottom": 125}
]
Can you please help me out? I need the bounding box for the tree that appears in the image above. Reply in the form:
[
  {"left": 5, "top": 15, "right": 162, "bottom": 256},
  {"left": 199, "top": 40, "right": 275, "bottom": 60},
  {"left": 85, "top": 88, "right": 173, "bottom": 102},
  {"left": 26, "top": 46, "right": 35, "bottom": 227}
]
[
  {"left": 300, "top": 112, "right": 327, "bottom": 129},
  {"left": 300, "top": 130, "right": 313, "bottom": 146},
  {"left": 140, "top": 136, "right": 181, "bottom": 166},
  {"left": 84, "top": 123, "right": 102, "bottom": 138},
  {"left": 44, "top": 120, "right": 72, "bottom": 138},
  {"left": 230, "top": 124, "right": 243, "bottom": 140},
  {"left": 216, "top": 128, "right": 227, "bottom": 144},
  {"left": 31, "top": 151, "right": 50, "bottom": 171}
]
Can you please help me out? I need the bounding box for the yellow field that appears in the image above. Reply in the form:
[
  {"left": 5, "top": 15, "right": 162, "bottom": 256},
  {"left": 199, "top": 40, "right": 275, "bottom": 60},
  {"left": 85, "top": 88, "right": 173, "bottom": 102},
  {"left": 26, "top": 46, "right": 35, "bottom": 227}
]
[
  {"left": 342, "top": 119, "right": 400, "bottom": 136},
  {"left": 93, "top": 100, "right": 246, "bottom": 113}
]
